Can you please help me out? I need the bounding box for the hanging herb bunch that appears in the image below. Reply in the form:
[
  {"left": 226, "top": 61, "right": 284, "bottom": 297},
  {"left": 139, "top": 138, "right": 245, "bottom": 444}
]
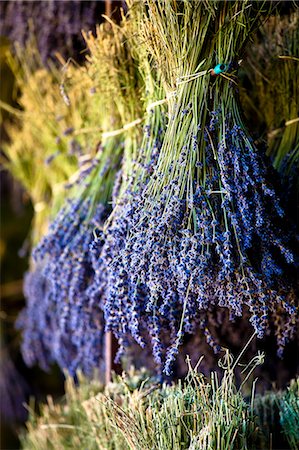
[
  {"left": 16, "top": 16, "right": 144, "bottom": 376},
  {"left": 2, "top": 43, "right": 84, "bottom": 241},
  {"left": 243, "top": 9, "right": 299, "bottom": 179},
  {"left": 97, "top": 0, "right": 298, "bottom": 375},
  {"left": 1, "top": 32, "right": 119, "bottom": 242},
  {"left": 89, "top": 1, "right": 170, "bottom": 364},
  {"left": 16, "top": 132, "right": 120, "bottom": 374}
]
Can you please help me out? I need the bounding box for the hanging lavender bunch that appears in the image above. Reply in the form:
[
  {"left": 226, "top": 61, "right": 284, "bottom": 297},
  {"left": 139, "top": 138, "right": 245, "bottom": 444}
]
[
  {"left": 241, "top": 10, "right": 299, "bottom": 223},
  {"left": 98, "top": 0, "right": 216, "bottom": 371},
  {"left": 17, "top": 13, "right": 145, "bottom": 375},
  {"left": 17, "top": 198, "right": 107, "bottom": 376},
  {"left": 88, "top": 5, "right": 170, "bottom": 363},
  {"left": 99, "top": 0, "right": 298, "bottom": 375},
  {"left": 17, "top": 142, "right": 125, "bottom": 375},
  {"left": 243, "top": 10, "right": 299, "bottom": 177},
  {"left": 17, "top": 127, "right": 123, "bottom": 375},
  {"left": 98, "top": 122, "right": 167, "bottom": 364},
  {"left": 16, "top": 267, "right": 56, "bottom": 372}
]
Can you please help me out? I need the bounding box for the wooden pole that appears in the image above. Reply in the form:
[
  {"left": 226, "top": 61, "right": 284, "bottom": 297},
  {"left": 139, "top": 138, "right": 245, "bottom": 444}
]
[
  {"left": 105, "top": 331, "right": 113, "bottom": 384},
  {"left": 105, "top": 0, "right": 112, "bottom": 18},
  {"left": 105, "top": 331, "right": 122, "bottom": 384}
]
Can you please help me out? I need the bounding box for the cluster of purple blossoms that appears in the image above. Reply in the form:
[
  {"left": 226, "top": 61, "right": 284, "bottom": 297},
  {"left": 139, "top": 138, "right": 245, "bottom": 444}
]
[
  {"left": 17, "top": 198, "right": 107, "bottom": 375},
  {"left": 16, "top": 268, "right": 55, "bottom": 372},
  {"left": 90, "top": 109, "right": 298, "bottom": 375}
]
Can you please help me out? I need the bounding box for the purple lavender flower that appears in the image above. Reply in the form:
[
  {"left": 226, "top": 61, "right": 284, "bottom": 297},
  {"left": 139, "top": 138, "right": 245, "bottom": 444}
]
[
  {"left": 18, "top": 198, "right": 108, "bottom": 375},
  {"left": 90, "top": 105, "right": 298, "bottom": 376}
]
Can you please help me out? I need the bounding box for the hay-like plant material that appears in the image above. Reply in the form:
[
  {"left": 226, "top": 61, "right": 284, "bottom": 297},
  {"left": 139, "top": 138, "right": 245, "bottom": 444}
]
[
  {"left": 242, "top": 10, "right": 299, "bottom": 176},
  {"left": 21, "top": 350, "right": 297, "bottom": 450},
  {"left": 21, "top": 355, "right": 299, "bottom": 450},
  {"left": 1, "top": 12, "right": 145, "bottom": 242}
]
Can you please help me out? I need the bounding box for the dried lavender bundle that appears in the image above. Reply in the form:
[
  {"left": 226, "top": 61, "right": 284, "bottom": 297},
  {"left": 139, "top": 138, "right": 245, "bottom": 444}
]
[
  {"left": 17, "top": 167, "right": 119, "bottom": 375},
  {"left": 97, "top": 0, "right": 214, "bottom": 369},
  {"left": 17, "top": 16, "right": 144, "bottom": 375},
  {"left": 99, "top": 1, "right": 298, "bottom": 375},
  {"left": 17, "top": 261, "right": 104, "bottom": 376},
  {"left": 18, "top": 135, "right": 121, "bottom": 375},
  {"left": 86, "top": 4, "right": 171, "bottom": 364},
  {"left": 17, "top": 200, "right": 107, "bottom": 375},
  {"left": 96, "top": 109, "right": 167, "bottom": 363},
  {"left": 243, "top": 10, "right": 299, "bottom": 177}
]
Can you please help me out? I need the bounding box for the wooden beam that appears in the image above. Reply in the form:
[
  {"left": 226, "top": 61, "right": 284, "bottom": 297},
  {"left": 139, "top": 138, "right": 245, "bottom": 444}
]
[{"left": 105, "top": 331, "right": 122, "bottom": 384}]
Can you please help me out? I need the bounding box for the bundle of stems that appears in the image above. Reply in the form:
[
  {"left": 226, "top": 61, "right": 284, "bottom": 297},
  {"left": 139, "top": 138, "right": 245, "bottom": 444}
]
[
  {"left": 98, "top": 0, "right": 298, "bottom": 375},
  {"left": 278, "top": 378, "right": 299, "bottom": 450},
  {"left": 22, "top": 350, "right": 299, "bottom": 450},
  {"left": 90, "top": 0, "right": 171, "bottom": 361},
  {"left": 1, "top": 35, "right": 119, "bottom": 242},
  {"left": 83, "top": 14, "right": 145, "bottom": 187},
  {"left": 243, "top": 10, "right": 299, "bottom": 177}
]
